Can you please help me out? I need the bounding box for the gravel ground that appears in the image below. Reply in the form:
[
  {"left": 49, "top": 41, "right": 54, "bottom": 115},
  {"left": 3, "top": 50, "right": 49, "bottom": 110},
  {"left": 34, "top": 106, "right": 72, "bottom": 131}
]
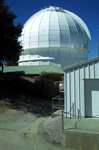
[
  {"left": 0, "top": 100, "right": 74, "bottom": 150},
  {"left": 0, "top": 129, "right": 68, "bottom": 150}
]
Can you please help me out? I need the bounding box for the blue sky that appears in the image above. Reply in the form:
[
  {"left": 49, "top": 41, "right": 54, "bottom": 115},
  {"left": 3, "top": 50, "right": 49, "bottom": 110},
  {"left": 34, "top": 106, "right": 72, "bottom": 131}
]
[{"left": 5, "top": 0, "right": 99, "bottom": 59}]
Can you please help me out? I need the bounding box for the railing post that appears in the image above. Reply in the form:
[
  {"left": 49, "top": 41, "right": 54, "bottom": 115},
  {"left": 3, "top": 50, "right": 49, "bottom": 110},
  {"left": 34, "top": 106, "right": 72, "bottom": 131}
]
[
  {"left": 52, "top": 95, "right": 64, "bottom": 119},
  {"left": 52, "top": 98, "right": 53, "bottom": 118},
  {"left": 59, "top": 95, "right": 60, "bottom": 110},
  {"left": 73, "top": 103, "right": 74, "bottom": 118},
  {"left": 62, "top": 108, "right": 64, "bottom": 130},
  {"left": 78, "top": 109, "right": 79, "bottom": 118}
]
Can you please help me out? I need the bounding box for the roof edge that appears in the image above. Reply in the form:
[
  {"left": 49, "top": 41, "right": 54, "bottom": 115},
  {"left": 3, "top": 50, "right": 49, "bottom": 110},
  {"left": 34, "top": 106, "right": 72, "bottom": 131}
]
[
  {"left": 62, "top": 56, "right": 99, "bottom": 71},
  {"left": 22, "top": 47, "right": 91, "bottom": 51}
]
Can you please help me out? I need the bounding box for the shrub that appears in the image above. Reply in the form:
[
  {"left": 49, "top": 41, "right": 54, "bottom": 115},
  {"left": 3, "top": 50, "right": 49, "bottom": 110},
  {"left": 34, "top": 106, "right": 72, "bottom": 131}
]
[
  {"left": 38, "top": 71, "right": 63, "bottom": 82},
  {"left": 5, "top": 72, "right": 62, "bottom": 100},
  {"left": 33, "top": 72, "right": 61, "bottom": 99}
]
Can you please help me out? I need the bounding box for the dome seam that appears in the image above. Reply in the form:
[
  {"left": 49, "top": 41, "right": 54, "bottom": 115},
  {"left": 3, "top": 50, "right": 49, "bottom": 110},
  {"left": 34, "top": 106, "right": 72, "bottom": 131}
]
[
  {"left": 48, "top": 11, "right": 52, "bottom": 65},
  {"left": 37, "top": 10, "right": 48, "bottom": 66},
  {"left": 29, "top": 12, "right": 41, "bottom": 58},
  {"left": 62, "top": 12, "right": 71, "bottom": 48},
  {"left": 56, "top": 10, "right": 61, "bottom": 64},
  {"left": 65, "top": 10, "right": 91, "bottom": 43}
]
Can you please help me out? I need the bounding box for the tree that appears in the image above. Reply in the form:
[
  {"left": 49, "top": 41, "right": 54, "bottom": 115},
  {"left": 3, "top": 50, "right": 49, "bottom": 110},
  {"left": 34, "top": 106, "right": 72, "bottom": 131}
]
[{"left": 0, "top": 0, "right": 23, "bottom": 72}]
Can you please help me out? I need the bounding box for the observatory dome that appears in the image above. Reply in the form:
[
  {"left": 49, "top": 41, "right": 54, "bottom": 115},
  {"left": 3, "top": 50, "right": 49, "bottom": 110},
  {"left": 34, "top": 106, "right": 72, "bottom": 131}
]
[{"left": 18, "top": 6, "right": 91, "bottom": 68}]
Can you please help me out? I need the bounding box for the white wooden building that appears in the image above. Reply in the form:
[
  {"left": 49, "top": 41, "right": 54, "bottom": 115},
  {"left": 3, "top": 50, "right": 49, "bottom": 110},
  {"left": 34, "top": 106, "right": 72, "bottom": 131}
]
[{"left": 62, "top": 56, "right": 99, "bottom": 118}]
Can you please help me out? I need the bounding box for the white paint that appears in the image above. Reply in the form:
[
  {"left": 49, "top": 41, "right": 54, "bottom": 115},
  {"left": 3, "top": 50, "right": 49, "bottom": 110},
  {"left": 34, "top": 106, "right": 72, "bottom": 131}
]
[
  {"left": 85, "top": 79, "right": 99, "bottom": 117},
  {"left": 63, "top": 58, "right": 99, "bottom": 118},
  {"left": 18, "top": 6, "right": 91, "bottom": 67},
  {"left": 92, "top": 91, "right": 99, "bottom": 116}
]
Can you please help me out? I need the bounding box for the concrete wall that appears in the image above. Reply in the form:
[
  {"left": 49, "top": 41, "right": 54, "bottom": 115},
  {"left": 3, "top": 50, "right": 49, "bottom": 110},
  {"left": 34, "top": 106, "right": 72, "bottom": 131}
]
[
  {"left": 62, "top": 130, "right": 99, "bottom": 150},
  {"left": 61, "top": 118, "right": 99, "bottom": 150}
]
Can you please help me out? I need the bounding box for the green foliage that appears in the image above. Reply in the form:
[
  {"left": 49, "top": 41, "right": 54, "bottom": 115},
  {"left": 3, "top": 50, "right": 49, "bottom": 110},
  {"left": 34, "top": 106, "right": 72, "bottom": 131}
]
[
  {"left": 1, "top": 72, "right": 62, "bottom": 100},
  {"left": 38, "top": 71, "right": 63, "bottom": 82},
  {"left": 0, "top": 0, "right": 23, "bottom": 71},
  {"left": 34, "top": 72, "right": 61, "bottom": 99}
]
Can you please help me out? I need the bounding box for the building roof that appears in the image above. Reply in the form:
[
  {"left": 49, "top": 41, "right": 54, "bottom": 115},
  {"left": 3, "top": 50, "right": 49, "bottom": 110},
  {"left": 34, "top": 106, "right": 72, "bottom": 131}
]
[
  {"left": 0, "top": 65, "right": 64, "bottom": 75},
  {"left": 62, "top": 56, "right": 99, "bottom": 71}
]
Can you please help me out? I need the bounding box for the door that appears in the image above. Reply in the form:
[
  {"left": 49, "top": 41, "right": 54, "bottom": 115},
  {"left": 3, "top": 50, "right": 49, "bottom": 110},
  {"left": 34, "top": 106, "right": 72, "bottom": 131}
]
[{"left": 85, "top": 79, "right": 99, "bottom": 117}]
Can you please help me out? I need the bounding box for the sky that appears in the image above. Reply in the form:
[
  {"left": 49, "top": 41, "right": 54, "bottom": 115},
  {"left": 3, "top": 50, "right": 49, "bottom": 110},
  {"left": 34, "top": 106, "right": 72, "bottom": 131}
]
[{"left": 5, "top": 0, "right": 99, "bottom": 59}]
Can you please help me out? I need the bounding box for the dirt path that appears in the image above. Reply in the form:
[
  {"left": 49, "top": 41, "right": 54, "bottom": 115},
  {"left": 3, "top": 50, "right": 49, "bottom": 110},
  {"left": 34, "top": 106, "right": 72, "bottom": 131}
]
[{"left": 0, "top": 100, "right": 72, "bottom": 150}]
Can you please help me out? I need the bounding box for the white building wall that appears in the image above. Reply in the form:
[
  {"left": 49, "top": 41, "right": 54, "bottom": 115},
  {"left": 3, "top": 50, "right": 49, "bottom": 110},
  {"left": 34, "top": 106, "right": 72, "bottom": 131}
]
[{"left": 64, "top": 58, "right": 99, "bottom": 118}]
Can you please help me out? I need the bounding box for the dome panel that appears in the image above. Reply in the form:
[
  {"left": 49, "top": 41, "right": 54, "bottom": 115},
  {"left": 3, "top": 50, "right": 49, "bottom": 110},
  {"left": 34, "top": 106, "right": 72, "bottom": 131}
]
[
  {"left": 30, "top": 42, "right": 38, "bottom": 48},
  {"left": 30, "top": 13, "right": 44, "bottom": 32},
  {"left": 30, "top": 31, "right": 38, "bottom": 36},
  {"left": 50, "top": 40, "right": 60, "bottom": 47},
  {"left": 30, "top": 36, "right": 38, "bottom": 43},
  {"left": 65, "top": 10, "right": 91, "bottom": 43},
  {"left": 39, "top": 26, "right": 49, "bottom": 31},
  {"left": 39, "top": 30, "right": 49, "bottom": 36},
  {"left": 49, "top": 34, "right": 60, "bottom": 41},
  {"left": 50, "top": 11, "right": 58, "bottom": 18},
  {"left": 50, "top": 31, "right": 59, "bottom": 35},
  {"left": 39, "top": 41, "right": 49, "bottom": 47},
  {"left": 39, "top": 35, "right": 49, "bottom": 41},
  {"left": 22, "top": 15, "right": 37, "bottom": 34},
  {"left": 60, "top": 30, "right": 69, "bottom": 35},
  {"left": 50, "top": 25, "right": 59, "bottom": 30},
  {"left": 40, "top": 22, "right": 49, "bottom": 26},
  {"left": 50, "top": 21, "right": 59, "bottom": 26}
]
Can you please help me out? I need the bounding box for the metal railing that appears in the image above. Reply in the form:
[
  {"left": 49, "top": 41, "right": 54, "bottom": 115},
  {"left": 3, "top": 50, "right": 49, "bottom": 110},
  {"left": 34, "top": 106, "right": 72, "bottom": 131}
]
[
  {"left": 51, "top": 94, "right": 64, "bottom": 118},
  {"left": 51, "top": 95, "right": 84, "bottom": 130},
  {"left": 61, "top": 103, "right": 83, "bottom": 130}
]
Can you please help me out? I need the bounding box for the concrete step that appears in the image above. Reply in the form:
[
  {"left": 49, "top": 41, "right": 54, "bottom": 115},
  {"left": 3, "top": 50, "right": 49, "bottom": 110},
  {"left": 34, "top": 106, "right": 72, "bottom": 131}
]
[{"left": 19, "top": 117, "right": 49, "bottom": 134}]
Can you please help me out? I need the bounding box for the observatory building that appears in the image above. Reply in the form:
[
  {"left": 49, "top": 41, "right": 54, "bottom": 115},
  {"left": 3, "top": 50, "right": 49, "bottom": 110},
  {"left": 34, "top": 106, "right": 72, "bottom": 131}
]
[{"left": 18, "top": 6, "right": 91, "bottom": 68}]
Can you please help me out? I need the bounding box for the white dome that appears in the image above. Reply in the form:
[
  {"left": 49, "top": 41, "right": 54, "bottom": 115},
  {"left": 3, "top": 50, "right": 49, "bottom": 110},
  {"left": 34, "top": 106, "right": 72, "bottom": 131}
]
[
  {"left": 18, "top": 6, "right": 91, "bottom": 68},
  {"left": 18, "top": 6, "right": 91, "bottom": 49}
]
